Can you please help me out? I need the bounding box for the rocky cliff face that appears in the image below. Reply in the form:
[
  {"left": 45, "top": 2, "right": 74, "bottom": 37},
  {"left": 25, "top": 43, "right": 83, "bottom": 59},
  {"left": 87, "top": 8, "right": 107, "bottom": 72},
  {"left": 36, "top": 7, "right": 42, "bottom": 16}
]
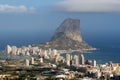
[
  {"left": 53, "top": 18, "right": 82, "bottom": 42},
  {"left": 34, "top": 18, "right": 94, "bottom": 50}
]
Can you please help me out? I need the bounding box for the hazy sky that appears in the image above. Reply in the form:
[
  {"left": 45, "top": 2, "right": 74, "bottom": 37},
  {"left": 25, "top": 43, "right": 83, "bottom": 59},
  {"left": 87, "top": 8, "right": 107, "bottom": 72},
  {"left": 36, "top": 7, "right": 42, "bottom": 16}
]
[
  {"left": 57, "top": 0, "right": 120, "bottom": 12},
  {"left": 0, "top": 0, "right": 120, "bottom": 49}
]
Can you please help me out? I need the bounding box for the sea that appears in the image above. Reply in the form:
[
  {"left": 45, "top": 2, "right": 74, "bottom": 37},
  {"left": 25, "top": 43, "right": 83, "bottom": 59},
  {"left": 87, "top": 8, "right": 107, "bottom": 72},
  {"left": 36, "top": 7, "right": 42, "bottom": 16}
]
[{"left": 0, "top": 34, "right": 120, "bottom": 64}]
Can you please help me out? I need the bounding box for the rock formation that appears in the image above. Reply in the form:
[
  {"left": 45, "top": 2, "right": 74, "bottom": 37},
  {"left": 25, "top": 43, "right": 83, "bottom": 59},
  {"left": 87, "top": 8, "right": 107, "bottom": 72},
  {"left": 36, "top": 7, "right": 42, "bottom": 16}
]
[
  {"left": 34, "top": 18, "right": 94, "bottom": 50},
  {"left": 53, "top": 18, "right": 82, "bottom": 42}
]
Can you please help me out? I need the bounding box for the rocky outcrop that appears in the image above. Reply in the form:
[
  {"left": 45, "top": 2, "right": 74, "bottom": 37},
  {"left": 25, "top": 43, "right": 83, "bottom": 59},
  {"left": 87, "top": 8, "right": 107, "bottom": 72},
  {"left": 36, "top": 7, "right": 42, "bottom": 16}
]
[
  {"left": 34, "top": 18, "right": 94, "bottom": 50},
  {"left": 53, "top": 18, "right": 82, "bottom": 42}
]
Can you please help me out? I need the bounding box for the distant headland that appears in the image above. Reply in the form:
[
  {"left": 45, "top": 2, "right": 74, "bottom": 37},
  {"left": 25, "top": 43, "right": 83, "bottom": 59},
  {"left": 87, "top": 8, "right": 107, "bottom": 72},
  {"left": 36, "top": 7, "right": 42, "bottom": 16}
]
[{"left": 33, "top": 18, "right": 96, "bottom": 51}]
